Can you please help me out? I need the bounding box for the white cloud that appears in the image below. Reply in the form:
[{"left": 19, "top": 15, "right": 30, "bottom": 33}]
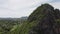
[
  {"left": 8, "top": 0, "right": 50, "bottom": 10},
  {"left": 0, "top": 0, "right": 50, "bottom": 18},
  {"left": 49, "top": 2, "right": 60, "bottom": 9},
  {"left": 0, "top": 0, "right": 60, "bottom": 18}
]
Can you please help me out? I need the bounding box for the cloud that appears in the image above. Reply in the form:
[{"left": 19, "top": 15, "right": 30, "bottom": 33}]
[
  {"left": 0, "top": 0, "right": 60, "bottom": 18},
  {"left": 50, "top": 0, "right": 60, "bottom": 3},
  {"left": 0, "top": 0, "right": 8, "bottom": 4},
  {"left": 49, "top": 0, "right": 60, "bottom": 9},
  {"left": 8, "top": 0, "right": 50, "bottom": 10},
  {"left": 49, "top": 2, "right": 60, "bottom": 9},
  {"left": 0, "top": 0, "right": 50, "bottom": 18}
]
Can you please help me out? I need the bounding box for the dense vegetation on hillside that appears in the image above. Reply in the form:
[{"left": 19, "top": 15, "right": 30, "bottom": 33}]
[
  {"left": 0, "top": 4, "right": 60, "bottom": 34},
  {"left": 0, "top": 17, "right": 27, "bottom": 34},
  {"left": 28, "top": 4, "right": 60, "bottom": 34}
]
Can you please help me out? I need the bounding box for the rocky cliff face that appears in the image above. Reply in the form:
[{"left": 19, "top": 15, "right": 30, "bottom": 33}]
[{"left": 28, "top": 4, "right": 60, "bottom": 34}]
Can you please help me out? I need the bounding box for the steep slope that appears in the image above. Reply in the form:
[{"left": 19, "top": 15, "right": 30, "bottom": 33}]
[
  {"left": 28, "top": 4, "right": 60, "bottom": 34},
  {"left": 28, "top": 4, "right": 54, "bottom": 22}
]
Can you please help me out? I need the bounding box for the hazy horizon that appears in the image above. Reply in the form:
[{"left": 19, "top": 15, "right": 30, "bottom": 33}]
[{"left": 0, "top": 0, "right": 60, "bottom": 18}]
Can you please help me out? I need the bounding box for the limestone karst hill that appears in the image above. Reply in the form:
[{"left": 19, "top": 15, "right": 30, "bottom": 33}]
[{"left": 28, "top": 4, "right": 60, "bottom": 34}]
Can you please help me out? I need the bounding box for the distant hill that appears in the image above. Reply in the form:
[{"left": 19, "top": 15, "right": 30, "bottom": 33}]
[{"left": 0, "top": 16, "right": 28, "bottom": 21}]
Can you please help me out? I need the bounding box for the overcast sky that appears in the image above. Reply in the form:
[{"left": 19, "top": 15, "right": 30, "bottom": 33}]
[{"left": 0, "top": 0, "right": 60, "bottom": 18}]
